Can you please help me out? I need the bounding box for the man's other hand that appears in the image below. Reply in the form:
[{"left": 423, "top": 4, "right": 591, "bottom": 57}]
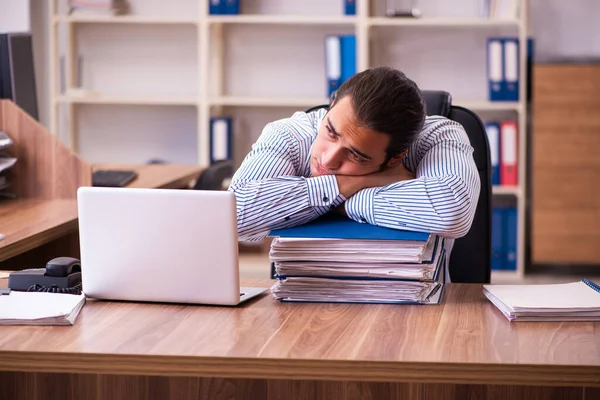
[{"left": 336, "top": 163, "right": 415, "bottom": 198}]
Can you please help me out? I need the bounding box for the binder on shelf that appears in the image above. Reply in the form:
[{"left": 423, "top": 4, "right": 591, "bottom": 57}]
[
  {"left": 503, "top": 37, "right": 519, "bottom": 101},
  {"left": 485, "top": 122, "right": 500, "bottom": 185},
  {"left": 487, "top": 38, "right": 504, "bottom": 101},
  {"left": 324, "top": 35, "right": 342, "bottom": 98},
  {"left": 504, "top": 206, "right": 518, "bottom": 271},
  {"left": 340, "top": 34, "right": 356, "bottom": 84},
  {"left": 500, "top": 121, "right": 518, "bottom": 186},
  {"left": 344, "top": 0, "right": 356, "bottom": 15},
  {"left": 209, "top": 117, "right": 232, "bottom": 164},
  {"left": 209, "top": 0, "right": 223, "bottom": 15},
  {"left": 224, "top": 0, "right": 239, "bottom": 15},
  {"left": 491, "top": 207, "right": 505, "bottom": 270}
]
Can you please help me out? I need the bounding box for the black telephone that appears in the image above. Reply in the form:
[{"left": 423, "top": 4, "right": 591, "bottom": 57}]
[{"left": 8, "top": 257, "right": 82, "bottom": 294}]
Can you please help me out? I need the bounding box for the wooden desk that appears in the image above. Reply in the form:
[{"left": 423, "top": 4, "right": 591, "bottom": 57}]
[
  {"left": 0, "top": 164, "right": 203, "bottom": 268},
  {"left": 0, "top": 281, "right": 598, "bottom": 400},
  {"left": 92, "top": 163, "right": 202, "bottom": 190}
]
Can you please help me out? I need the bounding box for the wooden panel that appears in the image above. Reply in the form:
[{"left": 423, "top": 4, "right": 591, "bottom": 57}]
[
  {"left": 533, "top": 168, "right": 600, "bottom": 209},
  {"left": 532, "top": 236, "right": 600, "bottom": 265},
  {"left": 0, "top": 100, "right": 91, "bottom": 200},
  {"left": 532, "top": 64, "right": 600, "bottom": 264},
  {"left": 533, "top": 133, "right": 600, "bottom": 168},
  {"left": 0, "top": 373, "right": 589, "bottom": 400},
  {"left": 0, "top": 283, "right": 599, "bottom": 387},
  {"left": 533, "top": 210, "right": 600, "bottom": 236}
]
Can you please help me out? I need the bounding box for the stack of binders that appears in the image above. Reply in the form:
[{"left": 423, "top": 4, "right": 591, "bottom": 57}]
[
  {"left": 0, "top": 131, "right": 16, "bottom": 198},
  {"left": 268, "top": 215, "right": 446, "bottom": 304},
  {"left": 324, "top": 34, "right": 356, "bottom": 98}
]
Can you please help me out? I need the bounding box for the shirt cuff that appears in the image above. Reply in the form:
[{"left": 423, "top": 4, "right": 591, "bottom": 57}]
[
  {"left": 345, "top": 187, "right": 377, "bottom": 224},
  {"left": 306, "top": 175, "right": 346, "bottom": 211}
]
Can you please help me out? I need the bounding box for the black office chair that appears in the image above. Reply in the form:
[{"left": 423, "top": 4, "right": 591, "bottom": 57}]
[
  {"left": 193, "top": 159, "right": 234, "bottom": 191},
  {"left": 304, "top": 90, "right": 492, "bottom": 283}
]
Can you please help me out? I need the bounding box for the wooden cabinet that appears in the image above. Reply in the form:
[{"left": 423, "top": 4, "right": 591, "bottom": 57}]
[{"left": 532, "top": 64, "right": 600, "bottom": 264}]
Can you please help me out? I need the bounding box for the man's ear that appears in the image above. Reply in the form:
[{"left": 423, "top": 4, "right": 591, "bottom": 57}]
[{"left": 386, "top": 150, "right": 407, "bottom": 168}]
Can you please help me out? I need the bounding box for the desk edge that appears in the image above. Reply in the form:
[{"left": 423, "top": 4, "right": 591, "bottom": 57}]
[{"left": 0, "top": 351, "right": 599, "bottom": 387}]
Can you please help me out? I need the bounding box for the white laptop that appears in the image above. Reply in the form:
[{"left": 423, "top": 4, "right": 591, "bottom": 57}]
[{"left": 76, "top": 187, "right": 268, "bottom": 306}]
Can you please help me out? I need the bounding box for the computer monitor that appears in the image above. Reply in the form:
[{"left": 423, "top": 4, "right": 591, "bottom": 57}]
[{"left": 0, "top": 32, "right": 39, "bottom": 121}]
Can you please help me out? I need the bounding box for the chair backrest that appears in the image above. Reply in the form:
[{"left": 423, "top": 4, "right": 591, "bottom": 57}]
[
  {"left": 193, "top": 159, "right": 234, "bottom": 191},
  {"left": 304, "top": 90, "right": 492, "bottom": 283}
]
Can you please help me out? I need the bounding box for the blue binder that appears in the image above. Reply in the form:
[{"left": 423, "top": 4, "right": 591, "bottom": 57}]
[
  {"left": 224, "top": 0, "right": 239, "bottom": 15},
  {"left": 344, "top": 0, "right": 356, "bottom": 15},
  {"left": 209, "top": 117, "right": 232, "bottom": 163},
  {"left": 504, "top": 207, "right": 518, "bottom": 271},
  {"left": 487, "top": 37, "right": 504, "bottom": 101},
  {"left": 340, "top": 34, "right": 356, "bottom": 84},
  {"left": 209, "top": 0, "right": 223, "bottom": 15},
  {"left": 269, "top": 215, "right": 430, "bottom": 241},
  {"left": 491, "top": 207, "right": 505, "bottom": 270},
  {"left": 485, "top": 122, "right": 500, "bottom": 185},
  {"left": 503, "top": 37, "right": 519, "bottom": 101},
  {"left": 324, "top": 35, "right": 341, "bottom": 98}
]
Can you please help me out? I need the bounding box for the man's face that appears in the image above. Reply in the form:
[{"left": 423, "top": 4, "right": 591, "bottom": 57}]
[{"left": 310, "top": 96, "right": 391, "bottom": 177}]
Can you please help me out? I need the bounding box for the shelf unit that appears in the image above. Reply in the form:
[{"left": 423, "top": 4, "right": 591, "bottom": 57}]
[{"left": 48, "top": 0, "right": 529, "bottom": 279}]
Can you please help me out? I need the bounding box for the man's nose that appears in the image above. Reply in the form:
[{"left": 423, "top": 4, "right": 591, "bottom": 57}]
[{"left": 321, "top": 147, "right": 342, "bottom": 170}]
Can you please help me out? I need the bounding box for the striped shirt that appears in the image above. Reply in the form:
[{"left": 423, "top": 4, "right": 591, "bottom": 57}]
[{"left": 228, "top": 108, "right": 481, "bottom": 252}]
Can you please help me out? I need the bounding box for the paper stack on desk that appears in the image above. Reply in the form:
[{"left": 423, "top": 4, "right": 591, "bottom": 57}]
[
  {"left": 0, "top": 291, "right": 86, "bottom": 326},
  {"left": 268, "top": 216, "right": 445, "bottom": 304},
  {"left": 484, "top": 279, "right": 600, "bottom": 322}
]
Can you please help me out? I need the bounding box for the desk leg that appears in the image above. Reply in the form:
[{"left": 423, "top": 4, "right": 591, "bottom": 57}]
[{"left": 0, "top": 372, "right": 597, "bottom": 400}]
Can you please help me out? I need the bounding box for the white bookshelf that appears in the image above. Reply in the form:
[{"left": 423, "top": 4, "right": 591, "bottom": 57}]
[{"left": 48, "top": 0, "right": 529, "bottom": 279}]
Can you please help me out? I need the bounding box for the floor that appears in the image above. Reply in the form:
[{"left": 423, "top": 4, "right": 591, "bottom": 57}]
[{"left": 239, "top": 253, "right": 600, "bottom": 285}]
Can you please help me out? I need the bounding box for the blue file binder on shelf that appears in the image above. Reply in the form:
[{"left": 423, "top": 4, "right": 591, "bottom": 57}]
[
  {"left": 487, "top": 37, "right": 504, "bottom": 101},
  {"left": 485, "top": 122, "right": 500, "bottom": 185},
  {"left": 209, "top": 117, "right": 232, "bottom": 163},
  {"left": 324, "top": 34, "right": 356, "bottom": 98},
  {"left": 344, "top": 0, "right": 356, "bottom": 15},
  {"left": 340, "top": 34, "right": 356, "bottom": 84},
  {"left": 269, "top": 215, "right": 430, "bottom": 242},
  {"left": 209, "top": 0, "right": 222, "bottom": 15},
  {"left": 209, "top": 0, "right": 238, "bottom": 15},
  {"left": 491, "top": 207, "right": 505, "bottom": 270},
  {"left": 504, "top": 207, "right": 517, "bottom": 271},
  {"left": 324, "top": 36, "right": 341, "bottom": 98},
  {"left": 503, "top": 37, "right": 519, "bottom": 101},
  {"left": 224, "top": 0, "right": 239, "bottom": 15}
]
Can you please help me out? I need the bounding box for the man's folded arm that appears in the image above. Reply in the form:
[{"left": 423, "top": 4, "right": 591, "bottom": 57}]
[
  {"left": 228, "top": 122, "right": 345, "bottom": 242},
  {"left": 344, "top": 120, "right": 481, "bottom": 239}
]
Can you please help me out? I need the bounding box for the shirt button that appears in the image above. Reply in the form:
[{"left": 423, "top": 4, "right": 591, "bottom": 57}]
[
  {"left": 285, "top": 216, "right": 290, "bottom": 221},
  {"left": 322, "top": 196, "right": 329, "bottom": 202}
]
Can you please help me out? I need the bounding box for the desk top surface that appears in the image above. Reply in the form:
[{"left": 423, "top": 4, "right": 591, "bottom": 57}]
[
  {"left": 0, "top": 280, "right": 599, "bottom": 386},
  {"left": 92, "top": 163, "right": 203, "bottom": 190},
  {"left": 0, "top": 164, "right": 203, "bottom": 261}
]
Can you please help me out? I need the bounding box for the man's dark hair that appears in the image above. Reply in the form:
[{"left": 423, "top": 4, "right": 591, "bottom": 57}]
[{"left": 332, "top": 66, "right": 426, "bottom": 165}]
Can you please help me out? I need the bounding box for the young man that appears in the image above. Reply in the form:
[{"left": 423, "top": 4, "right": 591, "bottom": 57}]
[{"left": 228, "top": 66, "right": 481, "bottom": 246}]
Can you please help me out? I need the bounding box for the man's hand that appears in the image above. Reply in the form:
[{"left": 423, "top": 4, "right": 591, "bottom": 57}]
[{"left": 336, "top": 163, "right": 415, "bottom": 198}]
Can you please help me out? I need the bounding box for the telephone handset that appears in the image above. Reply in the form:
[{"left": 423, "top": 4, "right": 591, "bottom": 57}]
[{"left": 8, "top": 257, "right": 82, "bottom": 294}]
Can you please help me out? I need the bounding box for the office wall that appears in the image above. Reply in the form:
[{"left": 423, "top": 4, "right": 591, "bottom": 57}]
[
  {"left": 20, "top": 0, "right": 600, "bottom": 163},
  {"left": 0, "top": 0, "right": 30, "bottom": 33}
]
